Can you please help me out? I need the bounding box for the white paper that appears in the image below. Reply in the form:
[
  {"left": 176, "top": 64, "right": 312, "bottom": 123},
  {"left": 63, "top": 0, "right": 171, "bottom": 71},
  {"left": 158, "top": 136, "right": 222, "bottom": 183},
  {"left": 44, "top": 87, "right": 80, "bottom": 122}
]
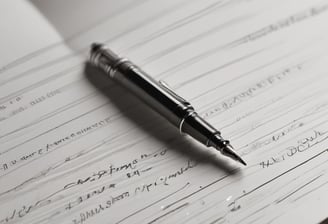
[{"left": 1, "top": 0, "right": 328, "bottom": 223}]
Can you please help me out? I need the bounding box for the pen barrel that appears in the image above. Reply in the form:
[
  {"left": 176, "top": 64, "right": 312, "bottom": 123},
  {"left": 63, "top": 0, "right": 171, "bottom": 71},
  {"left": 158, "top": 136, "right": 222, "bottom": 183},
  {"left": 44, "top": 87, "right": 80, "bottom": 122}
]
[
  {"left": 114, "top": 62, "right": 224, "bottom": 147},
  {"left": 90, "top": 44, "right": 223, "bottom": 147},
  {"left": 113, "top": 61, "right": 194, "bottom": 127}
]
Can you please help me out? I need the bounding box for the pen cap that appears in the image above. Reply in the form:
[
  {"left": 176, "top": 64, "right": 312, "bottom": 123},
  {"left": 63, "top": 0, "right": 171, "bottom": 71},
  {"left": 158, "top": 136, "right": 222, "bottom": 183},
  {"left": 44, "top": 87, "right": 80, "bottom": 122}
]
[{"left": 90, "top": 43, "right": 123, "bottom": 77}]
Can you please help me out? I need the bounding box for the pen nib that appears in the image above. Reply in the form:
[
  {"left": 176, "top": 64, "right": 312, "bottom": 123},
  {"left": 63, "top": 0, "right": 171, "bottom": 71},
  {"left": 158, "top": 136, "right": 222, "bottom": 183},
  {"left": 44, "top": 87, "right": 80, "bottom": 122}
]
[
  {"left": 221, "top": 143, "right": 247, "bottom": 166},
  {"left": 210, "top": 135, "right": 247, "bottom": 166}
]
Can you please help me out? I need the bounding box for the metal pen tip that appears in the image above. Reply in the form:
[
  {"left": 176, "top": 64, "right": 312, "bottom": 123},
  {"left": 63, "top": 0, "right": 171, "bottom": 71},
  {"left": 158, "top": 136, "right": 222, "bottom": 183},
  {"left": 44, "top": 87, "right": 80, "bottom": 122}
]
[
  {"left": 209, "top": 133, "right": 247, "bottom": 166},
  {"left": 222, "top": 143, "right": 247, "bottom": 166},
  {"left": 237, "top": 156, "right": 247, "bottom": 166},
  {"left": 210, "top": 137, "right": 246, "bottom": 166}
]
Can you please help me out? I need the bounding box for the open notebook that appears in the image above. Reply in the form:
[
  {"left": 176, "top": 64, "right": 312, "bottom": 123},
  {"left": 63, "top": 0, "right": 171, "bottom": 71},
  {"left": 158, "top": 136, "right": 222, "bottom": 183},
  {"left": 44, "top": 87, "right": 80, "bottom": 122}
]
[{"left": 1, "top": 0, "right": 328, "bottom": 223}]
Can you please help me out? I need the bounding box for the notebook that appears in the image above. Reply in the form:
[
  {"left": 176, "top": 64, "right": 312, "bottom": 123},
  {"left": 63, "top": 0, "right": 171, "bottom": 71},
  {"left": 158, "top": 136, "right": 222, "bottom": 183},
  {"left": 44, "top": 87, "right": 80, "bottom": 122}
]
[{"left": 1, "top": 0, "right": 328, "bottom": 223}]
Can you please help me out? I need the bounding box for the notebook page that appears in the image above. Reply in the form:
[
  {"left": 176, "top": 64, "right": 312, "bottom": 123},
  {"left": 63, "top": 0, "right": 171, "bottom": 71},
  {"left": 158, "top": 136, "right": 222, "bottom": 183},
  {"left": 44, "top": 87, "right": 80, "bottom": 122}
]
[{"left": 1, "top": 0, "right": 328, "bottom": 223}]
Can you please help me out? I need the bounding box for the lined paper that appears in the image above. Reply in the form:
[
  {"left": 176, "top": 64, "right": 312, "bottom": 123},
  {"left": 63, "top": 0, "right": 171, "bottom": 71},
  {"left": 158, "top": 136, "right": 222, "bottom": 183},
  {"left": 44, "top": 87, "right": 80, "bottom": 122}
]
[{"left": 1, "top": 0, "right": 328, "bottom": 223}]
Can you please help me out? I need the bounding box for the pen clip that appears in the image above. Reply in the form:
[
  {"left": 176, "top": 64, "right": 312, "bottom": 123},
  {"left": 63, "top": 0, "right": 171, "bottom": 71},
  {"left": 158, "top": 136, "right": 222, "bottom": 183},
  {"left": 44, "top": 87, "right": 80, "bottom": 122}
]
[{"left": 159, "top": 80, "right": 190, "bottom": 105}]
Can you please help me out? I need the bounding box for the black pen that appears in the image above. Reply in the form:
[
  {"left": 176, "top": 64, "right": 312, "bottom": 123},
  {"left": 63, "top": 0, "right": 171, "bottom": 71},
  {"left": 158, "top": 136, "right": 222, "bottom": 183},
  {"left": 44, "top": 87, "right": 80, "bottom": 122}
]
[{"left": 89, "top": 43, "right": 246, "bottom": 166}]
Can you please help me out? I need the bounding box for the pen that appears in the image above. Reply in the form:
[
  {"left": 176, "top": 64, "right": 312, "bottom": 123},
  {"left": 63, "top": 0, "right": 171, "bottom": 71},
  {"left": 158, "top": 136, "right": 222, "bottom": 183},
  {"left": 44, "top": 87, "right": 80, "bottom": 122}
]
[{"left": 89, "top": 43, "right": 246, "bottom": 166}]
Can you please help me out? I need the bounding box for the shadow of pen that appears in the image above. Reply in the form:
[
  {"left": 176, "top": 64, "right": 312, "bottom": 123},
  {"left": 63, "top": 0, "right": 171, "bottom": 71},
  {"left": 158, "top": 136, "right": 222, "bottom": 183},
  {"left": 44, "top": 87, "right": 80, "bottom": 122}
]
[{"left": 84, "top": 61, "right": 240, "bottom": 175}]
